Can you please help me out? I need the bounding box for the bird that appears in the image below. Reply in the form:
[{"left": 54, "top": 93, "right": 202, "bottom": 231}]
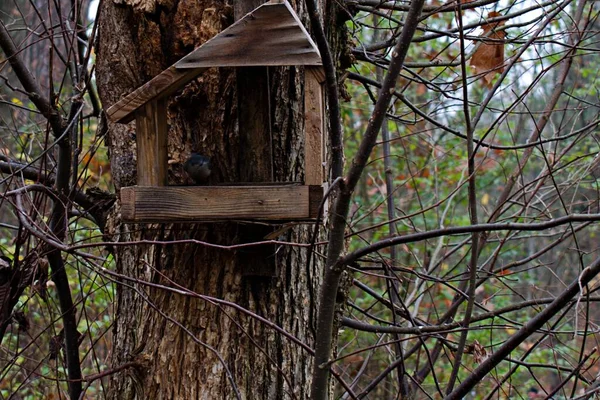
[{"left": 184, "top": 153, "right": 212, "bottom": 184}]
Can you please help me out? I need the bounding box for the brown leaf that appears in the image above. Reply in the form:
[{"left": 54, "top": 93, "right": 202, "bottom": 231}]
[
  {"left": 481, "top": 11, "right": 505, "bottom": 32},
  {"left": 48, "top": 329, "right": 85, "bottom": 360},
  {"left": 470, "top": 12, "right": 506, "bottom": 87},
  {"left": 464, "top": 339, "right": 488, "bottom": 363},
  {"left": 344, "top": 354, "right": 365, "bottom": 364},
  {"left": 49, "top": 333, "right": 63, "bottom": 360}
]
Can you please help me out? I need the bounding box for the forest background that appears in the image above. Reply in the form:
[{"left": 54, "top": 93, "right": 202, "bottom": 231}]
[{"left": 1, "top": 0, "right": 599, "bottom": 398}]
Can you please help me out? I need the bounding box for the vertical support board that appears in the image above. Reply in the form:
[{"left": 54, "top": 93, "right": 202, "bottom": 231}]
[
  {"left": 235, "top": 0, "right": 274, "bottom": 183},
  {"left": 305, "top": 67, "right": 325, "bottom": 186},
  {"left": 135, "top": 98, "right": 168, "bottom": 186},
  {"left": 237, "top": 67, "right": 273, "bottom": 182},
  {"left": 235, "top": 0, "right": 276, "bottom": 277}
]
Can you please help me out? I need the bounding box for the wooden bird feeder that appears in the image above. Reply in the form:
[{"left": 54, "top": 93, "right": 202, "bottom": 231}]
[{"left": 106, "top": 0, "right": 325, "bottom": 223}]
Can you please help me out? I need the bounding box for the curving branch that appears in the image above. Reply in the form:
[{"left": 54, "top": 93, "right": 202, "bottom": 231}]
[
  {"left": 310, "top": 0, "right": 427, "bottom": 397},
  {"left": 0, "top": 18, "right": 85, "bottom": 399},
  {"left": 446, "top": 255, "right": 600, "bottom": 399},
  {"left": 0, "top": 21, "right": 66, "bottom": 137}
]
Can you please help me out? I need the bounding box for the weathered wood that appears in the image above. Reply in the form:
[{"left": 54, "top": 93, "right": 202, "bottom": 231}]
[
  {"left": 304, "top": 68, "right": 324, "bottom": 185},
  {"left": 175, "top": 0, "right": 321, "bottom": 69},
  {"left": 309, "top": 185, "right": 323, "bottom": 217},
  {"left": 233, "top": 0, "right": 277, "bottom": 277},
  {"left": 307, "top": 65, "right": 326, "bottom": 84},
  {"left": 106, "top": 0, "right": 322, "bottom": 125},
  {"left": 97, "top": 0, "right": 327, "bottom": 397},
  {"left": 237, "top": 66, "right": 272, "bottom": 182},
  {"left": 135, "top": 99, "right": 168, "bottom": 186},
  {"left": 106, "top": 66, "right": 204, "bottom": 123},
  {"left": 120, "top": 185, "right": 316, "bottom": 221}
]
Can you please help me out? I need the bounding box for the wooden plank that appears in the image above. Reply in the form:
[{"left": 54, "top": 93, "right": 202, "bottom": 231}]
[
  {"left": 234, "top": 0, "right": 277, "bottom": 277},
  {"left": 308, "top": 185, "right": 323, "bottom": 218},
  {"left": 135, "top": 99, "right": 168, "bottom": 186},
  {"left": 235, "top": 0, "right": 272, "bottom": 183},
  {"left": 120, "top": 185, "right": 314, "bottom": 221},
  {"left": 307, "top": 65, "right": 326, "bottom": 84},
  {"left": 304, "top": 68, "right": 324, "bottom": 185},
  {"left": 106, "top": 67, "right": 204, "bottom": 123},
  {"left": 237, "top": 66, "right": 272, "bottom": 182},
  {"left": 175, "top": 1, "right": 321, "bottom": 69},
  {"left": 106, "top": 0, "right": 322, "bottom": 124}
]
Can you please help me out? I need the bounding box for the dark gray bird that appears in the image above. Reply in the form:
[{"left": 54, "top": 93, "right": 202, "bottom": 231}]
[{"left": 184, "top": 153, "right": 212, "bottom": 184}]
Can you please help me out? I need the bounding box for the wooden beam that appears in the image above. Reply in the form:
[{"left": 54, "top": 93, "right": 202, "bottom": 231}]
[
  {"left": 175, "top": 0, "right": 321, "bottom": 69},
  {"left": 106, "top": 67, "right": 205, "bottom": 123},
  {"left": 304, "top": 67, "right": 324, "bottom": 185},
  {"left": 233, "top": 0, "right": 278, "bottom": 278},
  {"left": 135, "top": 99, "right": 168, "bottom": 186},
  {"left": 237, "top": 65, "right": 272, "bottom": 182},
  {"left": 309, "top": 185, "right": 323, "bottom": 217},
  {"left": 234, "top": 0, "right": 272, "bottom": 182},
  {"left": 307, "top": 65, "right": 326, "bottom": 84},
  {"left": 120, "top": 185, "right": 321, "bottom": 221}
]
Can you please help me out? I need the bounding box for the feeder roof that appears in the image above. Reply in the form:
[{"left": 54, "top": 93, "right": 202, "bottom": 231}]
[
  {"left": 176, "top": 0, "right": 321, "bottom": 68},
  {"left": 107, "top": 0, "right": 321, "bottom": 123}
]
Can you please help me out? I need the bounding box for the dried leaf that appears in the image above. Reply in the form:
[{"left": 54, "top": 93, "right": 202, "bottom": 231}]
[
  {"left": 344, "top": 354, "right": 365, "bottom": 364},
  {"left": 49, "top": 333, "right": 63, "bottom": 360},
  {"left": 470, "top": 12, "right": 506, "bottom": 87},
  {"left": 482, "top": 193, "right": 489, "bottom": 205},
  {"left": 464, "top": 340, "right": 488, "bottom": 363},
  {"left": 48, "top": 329, "right": 85, "bottom": 360}
]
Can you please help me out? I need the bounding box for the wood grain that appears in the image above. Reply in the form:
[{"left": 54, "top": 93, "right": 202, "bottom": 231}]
[
  {"left": 234, "top": 0, "right": 277, "bottom": 277},
  {"left": 237, "top": 66, "right": 272, "bottom": 182},
  {"left": 304, "top": 68, "right": 324, "bottom": 185},
  {"left": 135, "top": 99, "right": 168, "bottom": 186},
  {"left": 307, "top": 65, "right": 326, "bottom": 83},
  {"left": 106, "top": 0, "right": 321, "bottom": 124},
  {"left": 106, "top": 67, "right": 204, "bottom": 123},
  {"left": 234, "top": 0, "right": 274, "bottom": 183},
  {"left": 175, "top": 1, "right": 321, "bottom": 69},
  {"left": 309, "top": 185, "right": 323, "bottom": 217},
  {"left": 120, "top": 185, "right": 317, "bottom": 221}
]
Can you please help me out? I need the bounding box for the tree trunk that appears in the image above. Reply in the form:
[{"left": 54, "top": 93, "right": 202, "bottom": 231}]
[{"left": 95, "top": 0, "right": 327, "bottom": 398}]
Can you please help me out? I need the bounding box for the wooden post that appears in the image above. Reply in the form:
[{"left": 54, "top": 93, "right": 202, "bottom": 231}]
[
  {"left": 235, "top": 0, "right": 273, "bottom": 182},
  {"left": 235, "top": 0, "right": 276, "bottom": 276},
  {"left": 305, "top": 67, "right": 325, "bottom": 186},
  {"left": 135, "top": 98, "right": 168, "bottom": 186}
]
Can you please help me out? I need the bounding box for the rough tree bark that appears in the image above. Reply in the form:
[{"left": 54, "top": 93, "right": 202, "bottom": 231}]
[{"left": 95, "top": 0, "right": 335, "bottom": 398}]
